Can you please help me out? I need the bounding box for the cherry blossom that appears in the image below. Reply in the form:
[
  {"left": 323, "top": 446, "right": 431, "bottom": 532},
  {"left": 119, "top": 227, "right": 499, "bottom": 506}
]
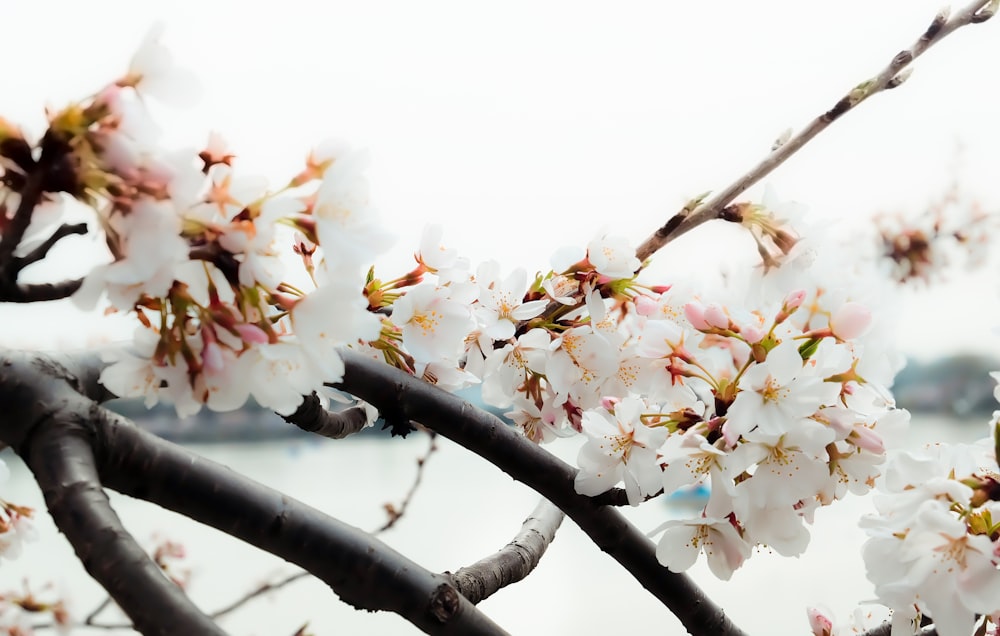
[{"left": 573, "top": 397, "right": 668, "bottom": 506}]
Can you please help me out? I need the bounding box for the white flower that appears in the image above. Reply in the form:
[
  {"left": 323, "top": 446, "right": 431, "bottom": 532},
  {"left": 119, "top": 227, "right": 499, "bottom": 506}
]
[
  {"left": 391, "top": 284, "right": 473, "bottom": 365},
  {"left": 650, "top": 516, "right": 750, "bottom": 581},
  {"left": 122, "top": 23, "right": 201, "bottom": 107},
  {"left": 312, "top": 147, "right": 393, "bottom": 274},
  {"left": 587, "top": 234, "right": 640, "bottom": 279},
  {"left": 474, "top": 262, "right": 548, "bottom": 341},
  {"left": 724, "top": 340, "right": 840, "bottom": 443},
  {"left": 573, "top": 398, "right": 668, "bottom": 506},
  {"left": 291, "top": 281, "right": 381, "bottom": 382}
]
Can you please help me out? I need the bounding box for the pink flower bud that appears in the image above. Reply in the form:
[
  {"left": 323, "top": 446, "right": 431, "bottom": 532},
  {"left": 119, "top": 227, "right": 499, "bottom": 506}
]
[
  {"left": 600, "top": 396, "right": 621, "bottom": 411},
  {"left": 202, "top": 340, "right": 225, "bottom": 375},
  {"left": 807, "top": 607, "right": 834, "bottom": 636},
  {"left": 684, "top": 302, "right": 710, "bottom": 330},
  {"left": 782, "top": 289, "right": 807, "bottom": 311},
  {"left": 704, "top": 303, "right": 729, "bottom": 329},
  {"left": 849, "top": 424, "right": 885, "bottom": 454},
  {"left": 741, "top": 324, "right": 766, "bottom": 344},
  {"left": 634, "top": 295, "right": 658, "bottom": 316},
  {"left": 831, "top": 302, "right": 871, "bottom": 340},
  {"left": 234, "top": 323, "right": 269, "bottom": 345}
]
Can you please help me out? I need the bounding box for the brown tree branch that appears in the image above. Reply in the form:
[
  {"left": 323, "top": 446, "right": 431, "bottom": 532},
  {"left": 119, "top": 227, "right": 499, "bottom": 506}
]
[
  {"left": 446, "top": 498, "right": 564, "bottom": 605},
  {"left": 335, "top": 349, "right": 749, "bottom": 636},
  {"left": 634, "top": 0, "right": 998, "bottom": 263}
]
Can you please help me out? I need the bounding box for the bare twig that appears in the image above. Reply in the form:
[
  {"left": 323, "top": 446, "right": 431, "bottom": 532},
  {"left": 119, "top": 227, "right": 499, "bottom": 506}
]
[
  {"left": 634, "top": 0, "right": 998, "bottom": 263},
  {"left": 447, "top": 498, "right": 564, "bottom": 605},
  {"left": 209, "top": 571, "right": 310, "bottom": 622},
  {"left": 280, "top": 393, "right": 371, "bottom": 439},
  {"left": 374, "top": 432, "right": 439, "bottom": 534}
]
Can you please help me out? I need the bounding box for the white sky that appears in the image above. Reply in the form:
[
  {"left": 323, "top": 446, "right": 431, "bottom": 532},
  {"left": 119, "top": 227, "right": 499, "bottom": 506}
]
[{"left": 1, "top": 1, "right": 999, "bottom": 359}]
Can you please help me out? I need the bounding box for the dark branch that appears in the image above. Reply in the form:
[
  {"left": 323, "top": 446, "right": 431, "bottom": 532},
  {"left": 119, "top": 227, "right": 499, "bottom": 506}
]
[
  {"left": 336, "top": 349, "right": 749, "bottom": 636},
  {"left": 90, "top": 408, "right": 510, "bottom": 635},
  {"left": 21, "top": 416, "right": 223, "bottom": 636},
  {"left": 447, "top": 498, "right": 564, "bottom": 605},
  {"left": 0, "top": 276, "right": 84, "bottom": 302},
  {"left": 0, "top": 170, "right": 44, "bottom": 271},
  {"left": 11, "top": 222, "right": 88, "bottom": 271},
  {"left": 280, "top": 392, "right": 371, "bottom": 439}
]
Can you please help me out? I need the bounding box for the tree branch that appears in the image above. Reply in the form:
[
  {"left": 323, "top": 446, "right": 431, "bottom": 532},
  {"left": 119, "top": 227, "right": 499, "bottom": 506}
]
[
  {"left": 280, "top": 392, "right": 371, "bottom": 439},
  {"left": 90, "top": 407, "right": 510, "bottom": 635},
  {"left": 336, "top": 349, "right": 749, "bottom": 636},
  {"left": 0, "top": 170, "right": 44, "bottom": 271},
  {"left": 10, "top": 222, "right": 88, "bottom": 271},
  {"left": 21, "top": 420, "right": 224, "bottom": 636},
  {"left": 0, "top": 276, "right": 84, "bottom": 302},
  {"left": 633, "top": 0, "right": 998, "bottom": 262},
  {"left": 446, "top": 498, "right": 564, "bottom": 605}
]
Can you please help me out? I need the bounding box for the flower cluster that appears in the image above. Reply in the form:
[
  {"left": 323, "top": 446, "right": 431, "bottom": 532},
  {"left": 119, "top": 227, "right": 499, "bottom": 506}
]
[
  {"left": 860, "top": 424, "right": 1000, "bottom": 636},
  {"left": 0, "top": 27, "right": 389, "bottom": 417},
  {"left": 356, "top": 209, "right": 905, "bottom": 578},
  {"left": 875, "top": 186, "right": 998, "bottom": 284}
]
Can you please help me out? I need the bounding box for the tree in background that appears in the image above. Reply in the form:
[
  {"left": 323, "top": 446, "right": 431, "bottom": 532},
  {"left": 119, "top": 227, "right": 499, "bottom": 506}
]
[{"left": 1, "top": 3, "right": 1000, "bottom": 635}]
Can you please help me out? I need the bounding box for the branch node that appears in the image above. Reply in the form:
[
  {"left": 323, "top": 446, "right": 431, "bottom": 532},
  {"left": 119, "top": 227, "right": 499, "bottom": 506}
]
[
  {"left": 428, "top": 583, "right": 460, "bottom": 623},
  {"left": 923, "top": 9, "right": 950, "bottom": 39}
]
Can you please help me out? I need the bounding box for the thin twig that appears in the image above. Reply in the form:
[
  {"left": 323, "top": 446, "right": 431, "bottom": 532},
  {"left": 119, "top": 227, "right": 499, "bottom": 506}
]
[
  {"left": 208, "top": 571, "right": 311, "bottom": 621},
  {"left": 447, "top": 498, "right": 564, "bottom": 605},
  {"left": 634, "top": 0, "right": 998, "bottom": 262},
  {"left": 373, "top": 432, "right": 438, "bottom": 534}
]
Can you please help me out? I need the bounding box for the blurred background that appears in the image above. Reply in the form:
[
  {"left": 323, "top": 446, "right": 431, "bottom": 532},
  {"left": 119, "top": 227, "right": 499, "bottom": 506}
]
[{"left": 2, "top": 1, "right": 999, "bottom": 634}]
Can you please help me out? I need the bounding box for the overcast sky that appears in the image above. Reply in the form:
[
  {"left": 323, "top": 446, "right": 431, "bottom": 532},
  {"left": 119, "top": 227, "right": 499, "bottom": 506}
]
[{"left": 2, "top": 1, "right": 999, "bottom": 359}]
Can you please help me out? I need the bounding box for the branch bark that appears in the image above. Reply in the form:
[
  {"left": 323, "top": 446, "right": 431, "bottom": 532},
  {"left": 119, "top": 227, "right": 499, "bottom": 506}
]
[
  {"left": 447, "top": 498, "right": 564, "bottom": 605},
  {"left": 22, "top": 421, "right": 225, "bottom": 636},
  {"left": 336, "top": 349, "right": 749, "bottom": 636},
  {"left": 280, "top": 392, "right": 371, "bottom": 439},
  {"left": 91, "top": 409, "right": 510, "bottom": 635},
  {"left": 633, "top": 0, "right": 997, "bottom": 263}
]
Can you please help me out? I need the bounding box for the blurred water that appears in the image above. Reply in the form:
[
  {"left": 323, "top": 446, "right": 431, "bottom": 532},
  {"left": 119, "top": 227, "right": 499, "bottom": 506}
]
[{"left": 0, "top": 414, "right": 990, "bottom": 635}]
